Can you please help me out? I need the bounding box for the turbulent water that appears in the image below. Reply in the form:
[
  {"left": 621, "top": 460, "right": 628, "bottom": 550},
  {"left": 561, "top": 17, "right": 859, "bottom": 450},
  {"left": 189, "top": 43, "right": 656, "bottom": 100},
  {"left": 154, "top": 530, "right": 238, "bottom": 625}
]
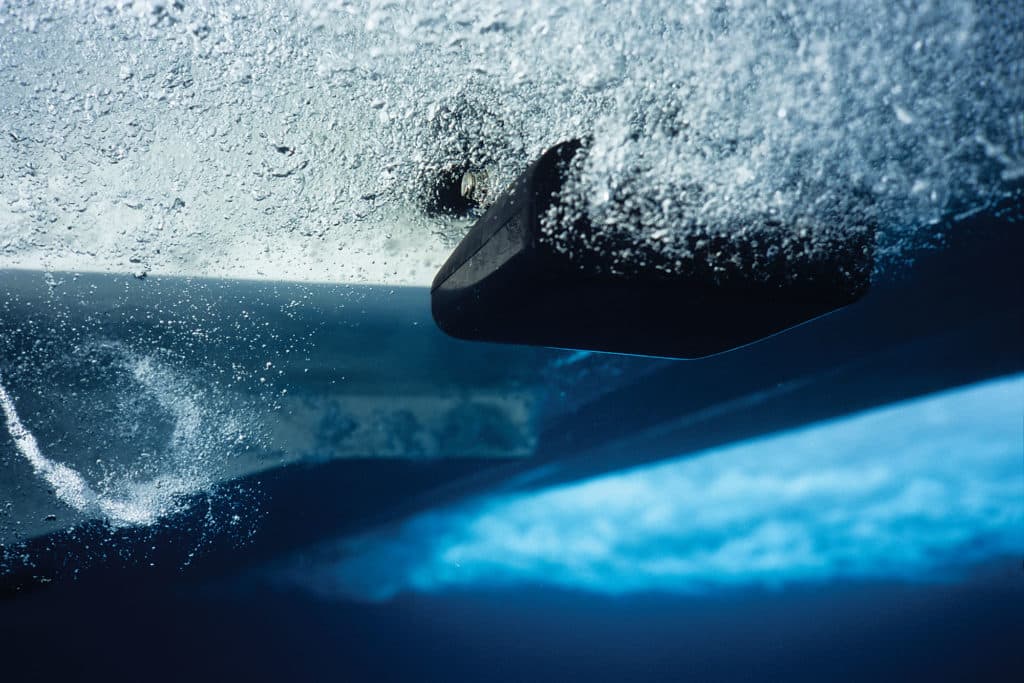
[
  {"left": 0, "top": 0, "right": 1021, "bottom": 583},
  {"left": 0, "top": 0, "right": 1020, "bottom": 283},
  {"left": 0, "top": 342, "right": 251, "bottom": 528},
  {"left": 0, "top": 336, "right": 264, "bottom": 575}
]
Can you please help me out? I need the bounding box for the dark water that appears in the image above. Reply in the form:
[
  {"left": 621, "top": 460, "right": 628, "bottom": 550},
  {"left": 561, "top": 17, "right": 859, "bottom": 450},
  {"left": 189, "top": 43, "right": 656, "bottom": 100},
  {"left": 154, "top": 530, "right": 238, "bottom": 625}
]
[{"left": 1, "top": 564, "right": 1021, "bottom": 681}]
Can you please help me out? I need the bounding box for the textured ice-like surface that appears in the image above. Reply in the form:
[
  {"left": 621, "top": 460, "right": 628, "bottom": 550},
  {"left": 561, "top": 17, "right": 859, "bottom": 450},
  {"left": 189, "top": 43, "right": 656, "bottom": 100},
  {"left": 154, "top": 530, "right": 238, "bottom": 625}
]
[{"left": 1, "top": 0, "right": 1020, "bottom": 284}]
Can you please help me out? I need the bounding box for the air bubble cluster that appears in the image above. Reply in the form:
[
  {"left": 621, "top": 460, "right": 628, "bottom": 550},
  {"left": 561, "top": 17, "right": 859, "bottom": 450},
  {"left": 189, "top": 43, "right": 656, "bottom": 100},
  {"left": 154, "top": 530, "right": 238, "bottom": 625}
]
[{"left": 1, "top": 1, "right": 1016, "bottom": 284}]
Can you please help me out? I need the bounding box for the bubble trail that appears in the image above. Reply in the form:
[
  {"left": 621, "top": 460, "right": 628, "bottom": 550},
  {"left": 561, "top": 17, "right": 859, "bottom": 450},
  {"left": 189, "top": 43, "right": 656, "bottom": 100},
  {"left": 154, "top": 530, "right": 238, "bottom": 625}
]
[
  {"left": 0, "top": 372, "right": 100, "bottom": 515},
  {"left": 1, "top": 371, "right": 174, "bottom": 527}
]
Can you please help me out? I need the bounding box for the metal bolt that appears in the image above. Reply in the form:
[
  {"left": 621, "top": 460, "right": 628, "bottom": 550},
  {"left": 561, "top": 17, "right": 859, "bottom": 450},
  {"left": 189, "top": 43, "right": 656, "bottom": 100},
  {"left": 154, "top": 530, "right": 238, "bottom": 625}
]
[{"left": 460, "top": 169, "right": 488, "bottom": 203}]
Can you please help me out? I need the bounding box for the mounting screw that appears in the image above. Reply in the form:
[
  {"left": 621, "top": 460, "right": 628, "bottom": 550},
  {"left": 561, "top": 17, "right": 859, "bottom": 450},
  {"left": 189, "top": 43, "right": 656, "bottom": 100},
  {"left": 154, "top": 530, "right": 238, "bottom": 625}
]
[{"left": 460, "top": 170, "right": 488, "bottom": 204}]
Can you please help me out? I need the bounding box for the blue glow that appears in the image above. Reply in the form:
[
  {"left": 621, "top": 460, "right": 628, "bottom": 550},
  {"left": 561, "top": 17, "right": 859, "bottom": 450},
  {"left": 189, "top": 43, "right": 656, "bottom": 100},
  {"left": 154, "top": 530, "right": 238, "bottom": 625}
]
[{"left": 290, "top": 375, "right": 1024, "bottom": 601}]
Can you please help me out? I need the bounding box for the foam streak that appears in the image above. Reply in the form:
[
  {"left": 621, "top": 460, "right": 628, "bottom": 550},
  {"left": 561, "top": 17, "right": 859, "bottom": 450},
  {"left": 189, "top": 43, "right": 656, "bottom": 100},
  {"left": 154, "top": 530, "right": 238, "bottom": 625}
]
[
  {"left": 0, "top": 373, "right": 100, "bottom": 515},
  {"left": 0, "top": 372, "right": 165, "bottom": 527}
]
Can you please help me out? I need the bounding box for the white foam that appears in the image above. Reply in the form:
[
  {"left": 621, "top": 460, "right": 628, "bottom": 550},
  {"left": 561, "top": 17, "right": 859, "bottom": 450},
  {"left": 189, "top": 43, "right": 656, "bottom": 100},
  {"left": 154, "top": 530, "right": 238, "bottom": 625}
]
[{"left": 1, "top": 1, "right": 1017, "bottom": 284}]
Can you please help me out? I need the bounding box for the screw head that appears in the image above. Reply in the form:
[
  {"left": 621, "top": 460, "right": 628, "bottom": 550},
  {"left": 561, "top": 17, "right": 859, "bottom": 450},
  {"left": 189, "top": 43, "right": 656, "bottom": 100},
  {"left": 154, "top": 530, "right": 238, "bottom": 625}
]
[{"left": 460, "top": 170, "right": 488, "bottom": 202}]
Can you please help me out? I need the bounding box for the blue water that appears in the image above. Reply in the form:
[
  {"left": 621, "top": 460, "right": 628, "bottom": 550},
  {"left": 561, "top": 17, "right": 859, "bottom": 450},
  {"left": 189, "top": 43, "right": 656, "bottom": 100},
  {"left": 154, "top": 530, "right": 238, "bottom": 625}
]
[
  {"left": 2, "top": 0, "right": 1022, "bottom": 676},
  {"left": 1, "top": 211, "right": 1020, "bottom": 680},
  {"left": 287, "top": 375, "right": 1024, "bottom": 601},
  {"left": 2, "top": 375, "right": 1021, "bottom": 681}
]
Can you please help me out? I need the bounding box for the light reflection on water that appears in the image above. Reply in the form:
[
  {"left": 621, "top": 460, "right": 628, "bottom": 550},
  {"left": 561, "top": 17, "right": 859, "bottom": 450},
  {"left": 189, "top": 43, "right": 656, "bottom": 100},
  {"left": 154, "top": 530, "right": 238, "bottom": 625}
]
[{"left": 288, "top": 374, "right": 1024, "bottom": 601}]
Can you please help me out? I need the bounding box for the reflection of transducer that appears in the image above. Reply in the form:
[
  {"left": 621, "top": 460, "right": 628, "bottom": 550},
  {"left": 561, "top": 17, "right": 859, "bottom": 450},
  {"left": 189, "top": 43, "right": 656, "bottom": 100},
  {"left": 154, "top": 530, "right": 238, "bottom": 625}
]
[{"left": 431, "top": 139, "right": 874, "bottom": 359}]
